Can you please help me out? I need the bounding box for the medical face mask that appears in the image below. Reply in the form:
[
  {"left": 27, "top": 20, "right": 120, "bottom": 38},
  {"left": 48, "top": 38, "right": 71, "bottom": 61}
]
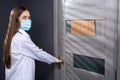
[{"left": 20, "top": 20, "right": 32, "bottom": 31}]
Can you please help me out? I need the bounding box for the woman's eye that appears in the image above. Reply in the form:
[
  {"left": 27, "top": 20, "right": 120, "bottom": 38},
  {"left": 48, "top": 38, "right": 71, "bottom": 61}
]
[
  {"left": 23, "top": 16, "right": 30, "bottom": 19},
  {"left": 23, "top": 16, "right": 27, "bottom": 19}
]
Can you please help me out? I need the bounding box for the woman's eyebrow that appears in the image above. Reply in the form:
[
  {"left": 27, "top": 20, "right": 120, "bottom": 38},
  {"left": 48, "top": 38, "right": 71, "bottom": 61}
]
[{"left": 23, "top": 16, "right": 27, "bottom": 18}]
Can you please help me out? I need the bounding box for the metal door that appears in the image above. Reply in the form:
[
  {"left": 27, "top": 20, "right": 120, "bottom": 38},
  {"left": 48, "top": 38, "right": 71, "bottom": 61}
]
[{"left": 54, "top": 0, "right": 118, "bottom": 80}]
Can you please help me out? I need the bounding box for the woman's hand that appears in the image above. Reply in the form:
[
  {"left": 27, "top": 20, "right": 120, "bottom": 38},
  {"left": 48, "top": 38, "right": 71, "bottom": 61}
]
[
  {"left": 58, "top": 56, "right": 63, "bottom": 63},
  {"left": 58, "top": 59, "right": 62, "bottom": 63}
]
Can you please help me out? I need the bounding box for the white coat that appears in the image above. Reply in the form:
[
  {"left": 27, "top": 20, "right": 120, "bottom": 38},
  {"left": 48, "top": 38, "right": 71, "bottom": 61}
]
[{"left": 5, "top": 29, "right": 59, "bottom": 80}]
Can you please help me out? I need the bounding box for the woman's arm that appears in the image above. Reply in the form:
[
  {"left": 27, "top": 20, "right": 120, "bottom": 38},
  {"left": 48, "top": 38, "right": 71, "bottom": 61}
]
[{"left": 20, "top": 36, "right": 60, "bottom": 64}]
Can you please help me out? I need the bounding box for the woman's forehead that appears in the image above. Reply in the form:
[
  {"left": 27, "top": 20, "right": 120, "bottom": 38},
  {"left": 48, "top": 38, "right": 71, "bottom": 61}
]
[{"left": 20, "top": 10, "right": 30, "bottom": 16}]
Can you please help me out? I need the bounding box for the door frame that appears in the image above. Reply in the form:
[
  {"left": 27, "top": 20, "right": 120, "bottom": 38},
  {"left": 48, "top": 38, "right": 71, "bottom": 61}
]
[
  {"left": 53, "top": 0, "right": 64, "bottom": 80},
  {"left": 117, "top": 0, "right": 120, "bottom": 80}
]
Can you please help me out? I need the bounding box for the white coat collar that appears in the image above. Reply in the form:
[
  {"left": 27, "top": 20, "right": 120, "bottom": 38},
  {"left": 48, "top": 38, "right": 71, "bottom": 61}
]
[{"left": 18, "top": 29, "right": 30, "bottom": 37}]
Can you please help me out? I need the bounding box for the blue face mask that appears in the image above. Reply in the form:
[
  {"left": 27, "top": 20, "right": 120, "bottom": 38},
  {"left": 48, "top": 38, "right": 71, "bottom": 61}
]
[{"left": 20, "top": 20, "right": 32, "bottom": 31}]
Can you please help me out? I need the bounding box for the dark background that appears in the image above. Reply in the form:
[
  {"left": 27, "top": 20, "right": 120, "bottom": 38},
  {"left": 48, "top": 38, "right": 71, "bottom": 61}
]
[{"left": 0, "top": 0, "right": 54, "bottom": 80}]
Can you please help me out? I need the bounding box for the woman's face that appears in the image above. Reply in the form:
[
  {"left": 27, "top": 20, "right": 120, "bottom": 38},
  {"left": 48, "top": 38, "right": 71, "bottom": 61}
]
[{"left": 19, "top": 10, "right": 31, "bottom": 22}]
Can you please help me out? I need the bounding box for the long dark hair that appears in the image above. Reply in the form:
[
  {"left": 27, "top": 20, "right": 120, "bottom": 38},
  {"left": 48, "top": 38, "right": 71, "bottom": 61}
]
[{"left": 3, "top": 6, "right": 30, "bottom": 68}]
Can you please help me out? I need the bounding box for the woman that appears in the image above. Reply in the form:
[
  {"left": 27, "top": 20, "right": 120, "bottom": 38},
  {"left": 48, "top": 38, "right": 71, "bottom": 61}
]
[{"left": 3, "top": 6, "right": 62, "bottom": 80}]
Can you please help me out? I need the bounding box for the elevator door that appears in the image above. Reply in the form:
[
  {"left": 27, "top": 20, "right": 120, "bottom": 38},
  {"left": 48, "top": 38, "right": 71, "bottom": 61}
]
[{"left": 54, "top": 0, "right": 118, "bottom": 80}]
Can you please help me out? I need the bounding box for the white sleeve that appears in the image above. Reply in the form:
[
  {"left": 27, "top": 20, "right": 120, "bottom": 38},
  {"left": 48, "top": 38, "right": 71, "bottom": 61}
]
[{"left": 20, "top": 37, "right": 59, "bottom": 64}]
